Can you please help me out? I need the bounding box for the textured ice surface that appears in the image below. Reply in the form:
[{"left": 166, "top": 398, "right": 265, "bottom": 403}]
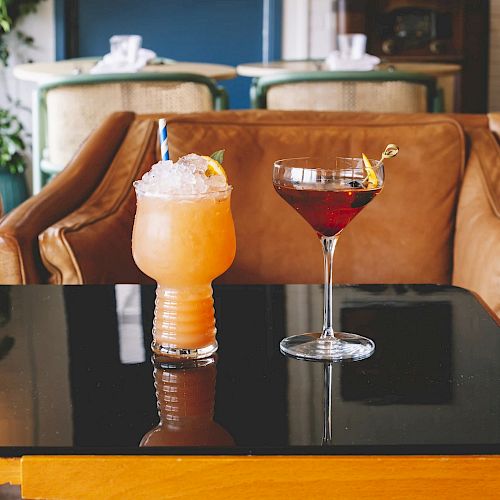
[{"left": 134, "top": 154, "right": 228, "bottom": 196}]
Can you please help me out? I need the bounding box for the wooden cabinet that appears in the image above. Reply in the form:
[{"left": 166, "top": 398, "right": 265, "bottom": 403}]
[{"left": 338, "top": 0, "right": 489, "bottom": 112}]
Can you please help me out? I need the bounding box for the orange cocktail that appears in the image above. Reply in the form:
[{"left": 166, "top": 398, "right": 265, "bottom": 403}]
[{"left": 132, "top": 154, "right": 236, "bottom": 360}]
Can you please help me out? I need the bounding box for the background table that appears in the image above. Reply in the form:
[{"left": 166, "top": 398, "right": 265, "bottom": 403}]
[
  {"left": 237, "top": 61, "right": 461, "bottom": 112},
  {"left": 13, "top": 58, "right": 237, "bottom": 84},
  {"left": 0, "top": 284, "right": 498, "bottom": 498}
]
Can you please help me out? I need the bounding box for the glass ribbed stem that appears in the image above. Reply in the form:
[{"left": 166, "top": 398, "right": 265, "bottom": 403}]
[{"left": 320, "top": 235, "right": 339, "bottom": 339}]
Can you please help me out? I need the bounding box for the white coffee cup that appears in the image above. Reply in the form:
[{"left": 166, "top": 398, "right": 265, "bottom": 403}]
[
  {"left": 109, "top": 35, "right": 142, "bottom": 64},
  {"left": 338, "top": 33, "right": 367, "bottom": 60}
]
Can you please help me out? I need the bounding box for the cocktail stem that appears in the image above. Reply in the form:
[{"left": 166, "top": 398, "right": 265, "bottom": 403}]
[{"left": 320, "top": 235, "right": 339, "bottom": 339}]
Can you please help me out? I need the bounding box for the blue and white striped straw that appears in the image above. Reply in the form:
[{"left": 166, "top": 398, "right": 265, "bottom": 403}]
[{"left": 158, "top": 118, "right": 169, "bottom": 161}]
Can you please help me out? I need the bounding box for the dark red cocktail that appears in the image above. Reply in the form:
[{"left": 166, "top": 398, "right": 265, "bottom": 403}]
[
  {"left": 272, "top": 155, "right": 386, "bottom": 362},
  {"left": 275, "top": 184, "right": 381, "bottom": 237}
]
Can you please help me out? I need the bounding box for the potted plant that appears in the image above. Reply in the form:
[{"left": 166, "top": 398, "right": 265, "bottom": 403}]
[{"left": 0, "top": 0, "right": 44, "bottom": 214}]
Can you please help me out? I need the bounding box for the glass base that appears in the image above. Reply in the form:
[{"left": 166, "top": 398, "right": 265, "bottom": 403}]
[
  {"left": 280, "top": 332, "right": 375, "bottom": 362},
  {"left": 151, "top": 340, "right": 218, "bottom": 362}
]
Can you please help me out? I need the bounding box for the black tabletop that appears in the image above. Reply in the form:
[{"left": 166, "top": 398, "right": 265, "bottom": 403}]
[{"left": 0, "top": 284, "right": 498, "bottom": 456}]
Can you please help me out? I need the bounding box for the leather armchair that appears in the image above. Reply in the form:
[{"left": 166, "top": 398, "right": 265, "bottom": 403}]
[
  {"left": 0, "top": 110, "right": 498, "bottom": 319},
  {"left": 0, "top": 112, "right": 135, "bottom": 283},
  {"left": 452, "top": 114, "right": 500, "bottom": 319}
]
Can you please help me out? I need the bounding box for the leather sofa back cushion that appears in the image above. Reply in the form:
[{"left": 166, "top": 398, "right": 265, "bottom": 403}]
[
  {"left": 167, "top": 111, "right": 465, "bottom": 284},
  {"left": 40, "top": 111, "right": 465, "bottom": 284}
]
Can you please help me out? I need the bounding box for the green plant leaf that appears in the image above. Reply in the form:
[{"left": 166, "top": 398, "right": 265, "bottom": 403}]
[
  {"left": 0, "top": 0, "right": 45, "bottom": 63},
  {"left": 210, "top": 149, "right": 225, "bottom": 164},
  {"left": 9, "top": 135, "right": 24, "bottom": 149},
  {"left": 0, "top": 106, "right": 27, "bottom": 173}
]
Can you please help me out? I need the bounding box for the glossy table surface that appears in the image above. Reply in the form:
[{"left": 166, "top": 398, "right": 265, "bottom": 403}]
[{"left": 0, "top": 284, "right": 498, "bottom": 457}]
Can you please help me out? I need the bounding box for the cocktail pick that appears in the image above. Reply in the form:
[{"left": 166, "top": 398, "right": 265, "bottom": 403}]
[
  {"left": 361, "top": 144, "right": 399, "bottom": 188},
  {"left": 378, "top": 144, "right": 399, "bottom": 164}
]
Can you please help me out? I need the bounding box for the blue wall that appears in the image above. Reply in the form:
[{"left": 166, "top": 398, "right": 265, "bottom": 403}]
[{"left": 56, "top": 0, "right": 282, "bottom": 109}]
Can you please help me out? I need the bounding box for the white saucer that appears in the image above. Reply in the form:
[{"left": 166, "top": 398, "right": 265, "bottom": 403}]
[
  {"left": 91, "top": 49, "right": 158, "bottom": 74},
  {"left": 323, "top": 52, "right": 381, "bottom": 71}
]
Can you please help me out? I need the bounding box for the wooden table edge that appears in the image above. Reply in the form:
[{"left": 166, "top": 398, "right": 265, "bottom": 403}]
[
  {"left": 6, "top": 454, "right": 500, "bottom": 499},
  {"left": 0, "top": 457, "right": 21, "bottom": 485},
  {"left": 236, "top": 61, "right": 462, "bottom": 78},
  {"left": 12, "top": 60, "right": 237, "bottom": 83}
]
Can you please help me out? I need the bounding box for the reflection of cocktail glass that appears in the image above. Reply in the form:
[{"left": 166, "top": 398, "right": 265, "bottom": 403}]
[
  {"left": 140, "top": 356, "right": 234, "bottom": 447},
  {"left": 273, "top": 156, "right": 384, "bottom": 362},
  {"left": 132, "top": 178, "right": 236, "bottom": 361},
  {"left": 323, "top": 363, "right": 334, "bottom": 445}
]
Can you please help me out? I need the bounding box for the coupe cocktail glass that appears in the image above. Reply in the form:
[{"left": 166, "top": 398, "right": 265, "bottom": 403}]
[
  {"left": 273, "top": 156, "right": 384, "bottom": 361},
  {"left": 132, "top": 185, "right": 236, "bottom": 361}
]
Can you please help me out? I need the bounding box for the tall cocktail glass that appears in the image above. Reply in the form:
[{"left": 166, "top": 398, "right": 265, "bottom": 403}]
[
  {"left": 273, "top": 156, "right": 384, "bottom": 361},
  {"left": 132, "top": 183, "right": 236, "bottom": 361}
]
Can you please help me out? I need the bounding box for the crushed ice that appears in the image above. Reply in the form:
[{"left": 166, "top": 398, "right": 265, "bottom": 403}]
[{"left": 135, "top": 154, "right": 228, "bottom": 196}]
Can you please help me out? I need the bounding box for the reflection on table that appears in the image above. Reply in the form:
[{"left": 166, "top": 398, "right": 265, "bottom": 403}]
[
  {"left": 284, "top": 284, "right": 498, "bottom": 448},
  {"left": 140, "top": 357, "right": 234, "bottom": 447}
]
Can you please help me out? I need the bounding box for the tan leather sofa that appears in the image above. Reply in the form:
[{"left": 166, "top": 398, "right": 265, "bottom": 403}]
[
  {"left": 0, "top": 112, "right": 135, "bottom": 283},
  {"left": 0, "top": 110, "right": 499, "bottom": 319}
]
